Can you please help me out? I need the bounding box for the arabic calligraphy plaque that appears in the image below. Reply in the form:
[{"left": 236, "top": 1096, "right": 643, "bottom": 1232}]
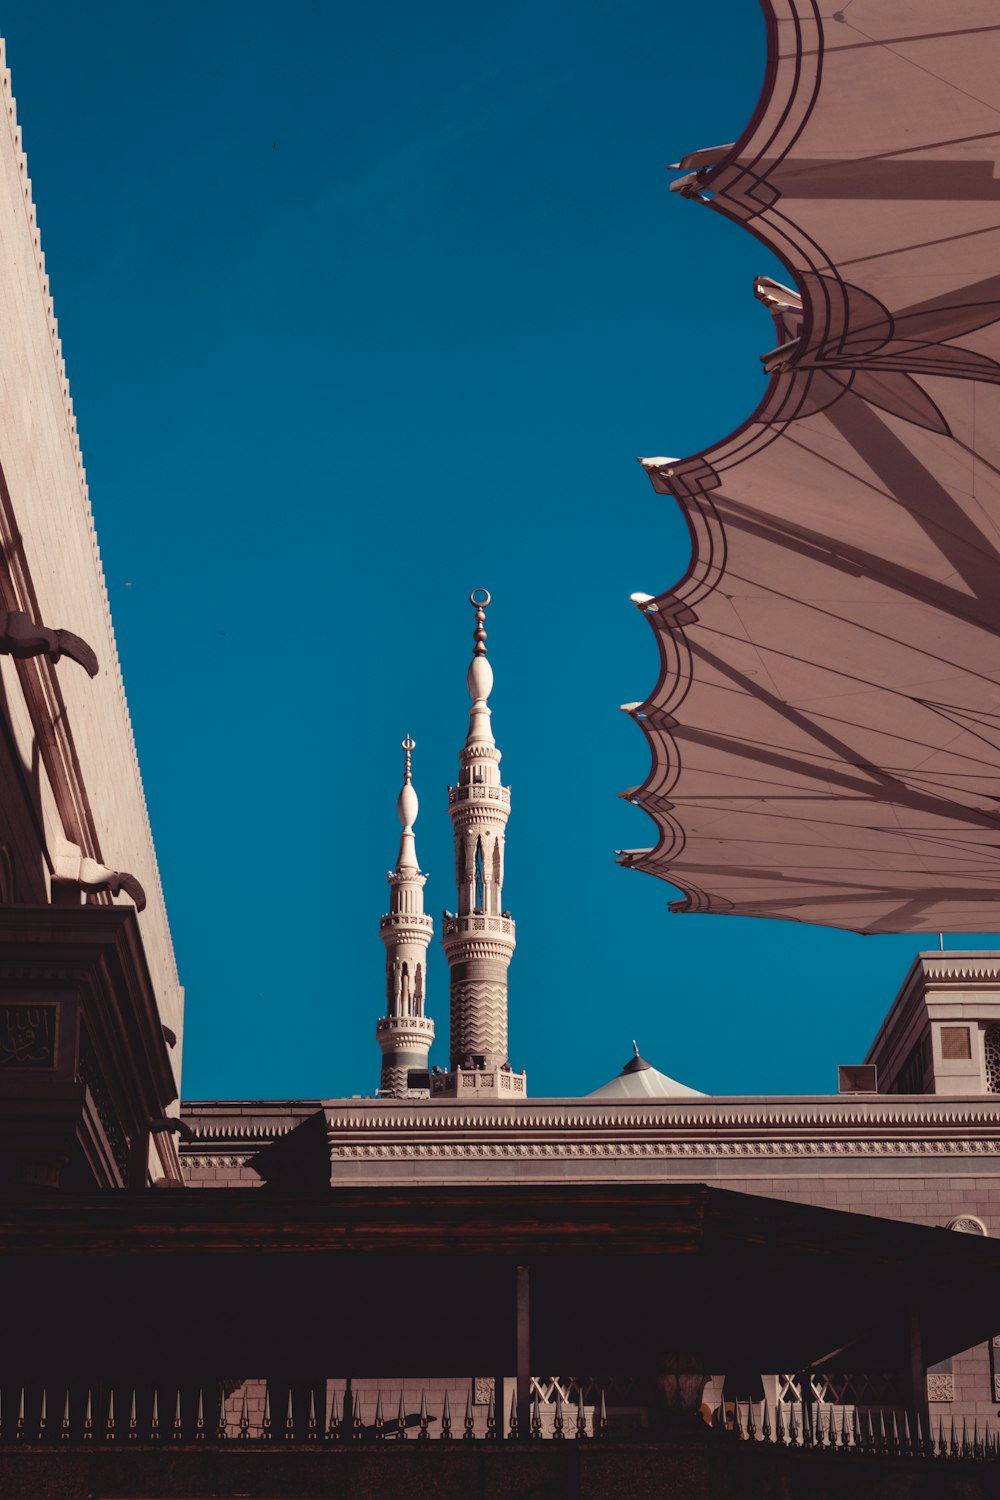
[{"left": 0, "top": 1003, "right": 58, "bottom": 1068}]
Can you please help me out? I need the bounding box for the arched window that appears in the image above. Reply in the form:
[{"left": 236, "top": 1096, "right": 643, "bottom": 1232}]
[
  {"left": 985, "top": 1023, "right": 1000, "bottom": 1092},
  {"left": 492, "top": 838, "right": 501, "bottom": 888},
  {"left": 474, "top": 838, "right": 484, "bottom": 912}
]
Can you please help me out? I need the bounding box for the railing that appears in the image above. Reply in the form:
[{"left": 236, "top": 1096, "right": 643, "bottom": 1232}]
[
  {"left": 715, "top": 1397, "right": 996, "bottom": 1461},
  {"left": 0, "top": 1383, "right": 594, "bottom": 1444},
  {"left": 0, "top": 1384, "right": 997, "bottom": 1459}
]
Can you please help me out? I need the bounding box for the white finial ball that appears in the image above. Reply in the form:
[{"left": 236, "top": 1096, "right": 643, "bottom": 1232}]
[
  {"left": 397, "top": 781, "right": 418, "bottom": 828},
  {"left": 467, "top": 653, "right": 494, "bottom": 703}
]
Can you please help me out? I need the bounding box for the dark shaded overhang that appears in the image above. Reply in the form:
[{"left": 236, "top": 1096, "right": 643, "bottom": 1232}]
[
  {"left": 2, "top": 1184, "right": 998, "bottom": 1377},
  {"left": 623, "top": 0, "right": 1000, "bottom": 933}
]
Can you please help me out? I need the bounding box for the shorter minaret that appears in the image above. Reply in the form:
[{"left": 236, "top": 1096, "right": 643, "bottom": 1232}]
[{"left": 376, "top": 736, "right": 435, "bottom": 1099}]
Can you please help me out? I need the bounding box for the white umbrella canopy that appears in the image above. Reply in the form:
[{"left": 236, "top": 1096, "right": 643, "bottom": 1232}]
[{"left": 622, "top": 0, "right": 1000, "bottom": 934}]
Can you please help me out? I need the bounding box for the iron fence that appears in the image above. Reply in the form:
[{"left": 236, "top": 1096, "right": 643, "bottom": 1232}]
[{"left": 0, "top": 1383, "right": 996, "bottom": 1460}]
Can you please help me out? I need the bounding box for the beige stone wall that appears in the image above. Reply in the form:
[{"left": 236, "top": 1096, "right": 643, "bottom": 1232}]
[{"left": 0, "top": 43, "right": 182, "bottom": 1081}]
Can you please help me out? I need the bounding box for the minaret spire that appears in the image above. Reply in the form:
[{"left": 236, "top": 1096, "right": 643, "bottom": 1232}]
[
  {"left": 434, "top": 590, "right": 526, "bottom": 1099},
  {"left": 376, "top": 736, "right": 435, "bottom": 1099}
]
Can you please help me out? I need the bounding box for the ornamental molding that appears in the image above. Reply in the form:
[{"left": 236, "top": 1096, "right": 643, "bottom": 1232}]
[
  {"left": 333, "top": 1138, "right": 1000, "bottom": 1160},
  {"left": 0, "top": 963, "right": 85, "bottom": 985},
  {"left": 185, "top": 1153, "right": 256, "bottom": 1169},
  {"left": 441, "top": 940, "right": 516, "bottom": 962},
  {"left": 326, "top": 1101, "right": 1000, "bottom": 1133},
  {"left": 918, "top": 962, "right": 1000, "bottom": 983},
  {"left": 182, "top": 1122, "right": 295, "bottom": 1143}
]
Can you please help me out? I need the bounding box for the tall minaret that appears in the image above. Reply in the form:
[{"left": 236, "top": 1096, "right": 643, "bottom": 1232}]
[
  {"left": 435, "top": 590, "right": 526, "bottom": 1099},
  {"left": 376, "top": 736, "right": 435, "bottom": 1099}
]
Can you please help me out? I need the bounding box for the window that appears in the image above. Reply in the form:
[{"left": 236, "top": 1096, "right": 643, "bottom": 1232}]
[{"left": 985, "top": 1023, "right": 1000, "bottom": 1092}]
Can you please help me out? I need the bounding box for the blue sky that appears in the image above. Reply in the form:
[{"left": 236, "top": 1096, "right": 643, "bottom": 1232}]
[{"left": 4, "top": 1, "right": 989, "bottom": 1100}]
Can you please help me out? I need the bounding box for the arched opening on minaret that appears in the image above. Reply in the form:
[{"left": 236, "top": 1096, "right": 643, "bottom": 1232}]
[
  {"left": 474, "top": 837, "right": 485, "bottom": 913},
  {"left": 415, "top": 963, "right": 423, "bottom": 1014}
]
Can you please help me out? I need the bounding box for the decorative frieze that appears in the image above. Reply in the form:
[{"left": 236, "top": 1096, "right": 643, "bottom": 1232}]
[{"left": 333, "top": 1137, "right": 1000, "bottom": 1160}]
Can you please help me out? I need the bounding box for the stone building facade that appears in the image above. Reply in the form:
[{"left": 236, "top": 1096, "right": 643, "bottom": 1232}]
[{"left": 180, "top": 951, "right": 1000, "bottom": 1433}]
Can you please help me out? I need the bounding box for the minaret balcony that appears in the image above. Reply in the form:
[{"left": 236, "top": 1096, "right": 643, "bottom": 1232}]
[
  {"left": 442, "top": 913, "right": 516, "bottom": 942},
  {"left": 379, "top": 912, "right": 434, "bottom": 934},
  {"left": 376, "top": 1014, "right": 435, "bottom": 1044},
  {"left": 448, "top": 783, "right": 510, "bottom": 808}
]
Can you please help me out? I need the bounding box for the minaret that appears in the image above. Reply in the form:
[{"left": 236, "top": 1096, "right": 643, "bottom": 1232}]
[
  {"left": 376, "top": 736, "right": 435, "bottom": 1099},
  {"left": 435, "top": 590, "right": 527, "bottom": 1099}
]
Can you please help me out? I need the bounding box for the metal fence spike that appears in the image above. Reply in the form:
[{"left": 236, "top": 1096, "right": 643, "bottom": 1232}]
[
  {"left": 508, "top": 1386, "right": 518, "bottom": 1440},
  {"left": 487, "top": 1384, "right": 498, "bottom": 1440},
  {"left": 172, "top": 1390, "right": 183, "bottom": 1442},
  {"left": 441, "top": 1390, "right": 452, "bottom": 1440},
  {"left": 83, "top": 1390, "right": 93, "bottom": 1443},
  {"left": 761, "top": 1396, "right": 771, "bottom": 1443},
  {"left": 308, "top": 1389, "right": 317, "bottom": 1439},
  {"left": 419, "top": 1390, "right": 430, "bottom": 1441},
  {"left": 775, "top": 1399, "right": 785, "bottom": 1445},
  {"left": 788, "top": 1399, "right": 798, "bottom": 1447},
  {"left": 531, "top": 1390, "right": 543, "bottom": 1440},
  {"left": 239, "top": 1388, "right": 250, "bottom": 1441},
  {"left": 746, "top": 1399, "right": 757, "bottom": 1442},
  {"left": 575, "top": 1393, "right": 587, "bottom": 1440},
  {"left": 374, "top": 1390, "right": 384, "bottom": 1440},
  {"left": 464, "top": 1386, "right": 475, "bottom": 1440},
  {"left": 598, "top": 1387, "right": 608, "bottom": 1440},
  {"left": 397, "top": 1391, "right": 408, "bottom": 1440},
  {"left": 196, "top": 1388, "right": 205, "bottom": 1441},
  {"left": 827, "top": 1404, "right": 836, "bottom": 1448},
  {"left": 128, "top": 1389, "right": 138, "bottom": 1442},
  {"left": 950, "top": 1416, "right": 958, "bottom": 1459},
  {"left": 262, "top": 1388, "right": 272, "bottom": 1443},
  {"left": 284, "top": 1389, "right": 294, "bottom": 1441},
  {"left": 962, "top": 1417, "right": 969, "bottom": 1460},
  {"left": 217, "top": 1392, "right": 228, "bottom": 1442},
  {"left": 61, "top": 1389, "right": 71, "bottom": 1443},
  {"left": 553, "top": 1390, "right": 565, "bottom": 1440},
  {"left": 327, "top": 1389, "right": 340, "bottom": 1442}
]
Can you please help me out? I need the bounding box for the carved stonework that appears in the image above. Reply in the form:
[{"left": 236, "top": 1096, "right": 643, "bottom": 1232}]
[
  {"left": 335, "top": 1135, "right": 1000, "bottom": 1160},
  {"left": 474, "top": 1378, "right": 493, "bottom": 1405},
  {"left": 927, "top": 1374, "right": 954, "bottom": 1402},
  {"left": 947, "top": 1215, "right": 988, "bottom": 1235},
  {"left": 78, "top": 1033, "right": 129, "bottom": 1181},
  {"left": 186, "top": 1154, "right": 255, "bottom": 1170},
  {"left": 0, "top": 1003, "right": 58, "bottom": 1068}
]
